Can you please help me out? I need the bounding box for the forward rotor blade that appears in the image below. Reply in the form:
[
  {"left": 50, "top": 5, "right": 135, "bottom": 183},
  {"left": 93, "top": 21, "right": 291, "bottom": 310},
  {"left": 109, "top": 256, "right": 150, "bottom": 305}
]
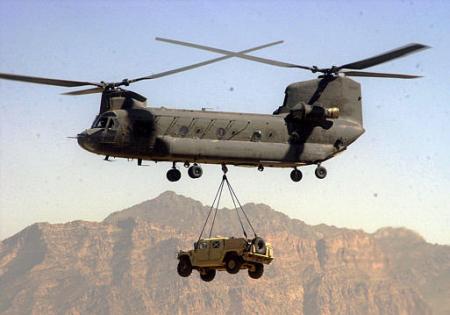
[
  {"left": 0, "top": 72, "right": 102, "bottom": 87},
  {"left": 156, "top": 37, "right": 313, "bottom": 71},
  {"left": 62, "top": 87, "right": 105, "bottom": 96},
  {"left": 342, "top": 70, "right": 422, "bottom": 79},
  {"left": 131, "top": 40, "right": 285, "bottom": 83},
  {"left": 339, "top": 43, "right": 429, "bottom": 70}
]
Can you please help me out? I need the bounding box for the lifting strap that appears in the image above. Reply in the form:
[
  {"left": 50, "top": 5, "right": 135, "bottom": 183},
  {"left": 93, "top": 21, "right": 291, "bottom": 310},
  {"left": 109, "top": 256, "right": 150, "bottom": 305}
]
[{"left": 196, "top": 174, "right": 257, "bottom": 246}]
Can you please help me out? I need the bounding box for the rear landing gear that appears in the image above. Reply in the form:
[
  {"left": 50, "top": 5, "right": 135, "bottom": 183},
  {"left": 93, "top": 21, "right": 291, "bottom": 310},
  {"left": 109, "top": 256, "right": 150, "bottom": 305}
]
[
  {"left": 167, "top": 162, "right": 181, "bottom": 182},
  {"left": 188, "top": 163, "right": 203, "bottom": 179},
  {"left": 315, "top": 165, "right": 327, "bottom": 179},
  {"left": 290, "top": 168, "right": 303, "bottom": 182}
]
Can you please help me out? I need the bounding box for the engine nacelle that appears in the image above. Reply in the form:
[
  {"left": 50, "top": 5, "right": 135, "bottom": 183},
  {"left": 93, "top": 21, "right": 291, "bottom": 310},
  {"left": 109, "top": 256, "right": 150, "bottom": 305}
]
[{"left": 288, "top": 102, "right": 340, "bottom": 121}]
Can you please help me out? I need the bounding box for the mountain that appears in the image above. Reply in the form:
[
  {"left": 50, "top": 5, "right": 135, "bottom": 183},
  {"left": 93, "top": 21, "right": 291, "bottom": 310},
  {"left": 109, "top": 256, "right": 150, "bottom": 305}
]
[{"left": 1, "top": 191, "right": 449, "bottom": 314}]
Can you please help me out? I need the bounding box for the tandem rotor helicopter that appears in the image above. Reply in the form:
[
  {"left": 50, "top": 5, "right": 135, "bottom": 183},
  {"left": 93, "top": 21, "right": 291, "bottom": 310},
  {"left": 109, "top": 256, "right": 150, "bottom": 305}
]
[{"left": 0, "top": 38, "right": 428, "bottom": 182}]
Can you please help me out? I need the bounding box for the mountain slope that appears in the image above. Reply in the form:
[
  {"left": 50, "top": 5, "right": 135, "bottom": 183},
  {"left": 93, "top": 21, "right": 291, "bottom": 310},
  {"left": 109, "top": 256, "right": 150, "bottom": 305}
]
[{"left": 1, "top": 191, "right": 448, "bottom": 314}]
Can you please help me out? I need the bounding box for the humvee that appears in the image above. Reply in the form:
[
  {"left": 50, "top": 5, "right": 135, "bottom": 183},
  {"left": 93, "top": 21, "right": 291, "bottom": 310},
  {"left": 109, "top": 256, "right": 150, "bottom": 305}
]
[{"left": 177, "top": 236, "right": 273, "bottom": 282}]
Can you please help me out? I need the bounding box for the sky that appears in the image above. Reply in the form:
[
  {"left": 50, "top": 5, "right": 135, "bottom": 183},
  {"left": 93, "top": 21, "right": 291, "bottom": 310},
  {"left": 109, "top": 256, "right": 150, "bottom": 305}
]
[{"left": 1, "top": 0, "right": 449, "bottom": 244}]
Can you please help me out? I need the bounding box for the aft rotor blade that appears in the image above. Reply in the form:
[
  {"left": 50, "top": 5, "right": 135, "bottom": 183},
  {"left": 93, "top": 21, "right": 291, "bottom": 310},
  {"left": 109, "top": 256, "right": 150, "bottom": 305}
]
[
  {"left": 0, "top": 72, "right": 102, "bottom": 87},
  {"left": 62, "top": 87, "right": 105, "bottom": 95},
  {"left": 339, "top": 43, "right": 430, "bottom": 70},
  {"left": 342, "top": 70, "right": 422, "bottom": 79},
  {"left": 131, "top": 40, "right": 285, "bottom": 83},
  {"left": 156, "top": 37, "right": 313, "bottom": 71}
]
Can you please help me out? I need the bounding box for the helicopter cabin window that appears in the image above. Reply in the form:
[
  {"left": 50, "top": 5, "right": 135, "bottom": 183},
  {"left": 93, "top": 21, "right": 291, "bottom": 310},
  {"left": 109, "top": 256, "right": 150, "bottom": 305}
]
[
  {"left": 179, "top": 125, "right": 189, "bottom": 137},
  {"left": 216, "top": 127, "right": 226, "bottom": 138},
  {"left": 251, "top": 130, "right": 262, "bottom": 142}
]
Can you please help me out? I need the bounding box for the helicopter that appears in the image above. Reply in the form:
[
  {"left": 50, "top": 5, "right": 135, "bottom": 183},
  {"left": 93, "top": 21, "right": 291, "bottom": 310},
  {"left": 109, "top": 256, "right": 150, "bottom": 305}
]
[{"left": 0, "top": 39, "right": 428, "bottom": 182}]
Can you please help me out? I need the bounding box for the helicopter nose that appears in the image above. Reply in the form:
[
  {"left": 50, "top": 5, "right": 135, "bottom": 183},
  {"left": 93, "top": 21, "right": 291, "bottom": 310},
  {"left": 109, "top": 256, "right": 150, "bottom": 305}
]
[
  {"left": 77, "top": 131, "right": 89, "bottom": 150},
  {"left": 77, "top": 129, "right": 98, "bottom": 153}
]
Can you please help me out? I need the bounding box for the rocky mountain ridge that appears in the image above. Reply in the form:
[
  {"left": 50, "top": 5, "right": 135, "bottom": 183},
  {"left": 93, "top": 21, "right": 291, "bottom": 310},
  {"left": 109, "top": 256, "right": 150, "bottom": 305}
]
[{"left": 1, "top": 191, "right": 449, "bottom": 314}]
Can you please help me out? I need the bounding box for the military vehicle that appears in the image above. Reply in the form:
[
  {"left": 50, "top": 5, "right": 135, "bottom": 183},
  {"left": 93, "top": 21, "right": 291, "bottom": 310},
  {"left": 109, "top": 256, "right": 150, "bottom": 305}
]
[
  {"left": 177, "top": 236, "right": 273, "bottom": 282},
  {"left": 0, "top": 39, "right": 429, "bottom": 182}
]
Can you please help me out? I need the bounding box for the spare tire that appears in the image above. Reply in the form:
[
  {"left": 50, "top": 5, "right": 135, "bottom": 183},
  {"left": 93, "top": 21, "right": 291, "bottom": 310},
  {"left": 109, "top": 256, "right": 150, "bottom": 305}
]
[{"left": 252, "top": 237, "right": 266, "bottom": 255}]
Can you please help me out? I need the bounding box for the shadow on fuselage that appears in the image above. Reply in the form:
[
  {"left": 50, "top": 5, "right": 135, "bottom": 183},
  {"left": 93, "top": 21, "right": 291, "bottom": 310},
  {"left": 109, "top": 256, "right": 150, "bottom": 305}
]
[{"left": 278, "top": 77, "right": 336, "bottom": 164}]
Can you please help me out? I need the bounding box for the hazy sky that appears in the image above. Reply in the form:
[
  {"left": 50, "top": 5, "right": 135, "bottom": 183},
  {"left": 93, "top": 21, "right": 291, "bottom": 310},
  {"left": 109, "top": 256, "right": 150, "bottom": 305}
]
[{"left": 1, "top": 0, "right": 449, "bottom": 244}]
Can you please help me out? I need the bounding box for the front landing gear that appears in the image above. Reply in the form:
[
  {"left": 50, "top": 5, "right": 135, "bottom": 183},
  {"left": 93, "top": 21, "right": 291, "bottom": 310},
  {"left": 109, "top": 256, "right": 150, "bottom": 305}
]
[
  {"left": 167, "top": 162, "right": 181, "bottom": 182},
  {"left": 315, "top": 165, "right": 327, "bottom": 179},
  {"left": 290, "top": 168, "right": 303, "bottom": 182}
]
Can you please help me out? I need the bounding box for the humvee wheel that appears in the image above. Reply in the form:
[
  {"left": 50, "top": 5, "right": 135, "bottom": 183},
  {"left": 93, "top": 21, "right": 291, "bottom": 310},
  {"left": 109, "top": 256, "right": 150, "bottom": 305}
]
[
  {"left": 225, "top": 254, "right": 242, "bottom": 274},
  {"left": 177, "top": 256, "right": 192, "bottom": 277},
  {"left": 248, "top": 263, "right": 264, "bottom": 279},
  {"left": 200, "top": 269, "right": 216, "bottom": 282}
]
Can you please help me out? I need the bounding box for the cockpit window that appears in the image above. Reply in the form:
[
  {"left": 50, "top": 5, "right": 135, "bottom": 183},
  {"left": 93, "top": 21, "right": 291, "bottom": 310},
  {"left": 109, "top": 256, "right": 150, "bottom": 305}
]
[
  {"left": 92, "top": 113, "right": 119, "bottom": 129},
  {"left": 107, "top": 118, "right": 117, "bottom": 129},
  {"left": 95, "top": 116, "right": 109, "bottom": 128}
]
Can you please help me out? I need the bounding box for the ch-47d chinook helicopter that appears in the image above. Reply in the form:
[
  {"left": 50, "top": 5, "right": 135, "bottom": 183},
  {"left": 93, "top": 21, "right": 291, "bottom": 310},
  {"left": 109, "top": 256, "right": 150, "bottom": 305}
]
[{"left": 0, "top": 39, "right": 428, "bottom": 182}]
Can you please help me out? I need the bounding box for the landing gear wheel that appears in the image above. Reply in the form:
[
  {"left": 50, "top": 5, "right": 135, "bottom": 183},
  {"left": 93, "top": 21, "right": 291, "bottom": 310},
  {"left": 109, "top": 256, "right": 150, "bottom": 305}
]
[
  {"left": 177, "top": 257, "right": 192, "bottom": 277},
  {"left": 225, "top": 254, "right": 242, "bottom": 274},
  {"left": 290, "top": 169, "right": 303, "bottom": 182},
  {"left": 248, "top": 263, "right": 264, "bottom": 279},
  {"left": 315, "top": 165, "right": 327, "bottom": 179},
  {"left": 188, "top": 164, "right": 203, "bottom": 179},
  {"left": 167, "top": 168, "right": 181, "bottom": 182},
  {"left": 200, "top": 269, "right": 216, "bottom": 282}
]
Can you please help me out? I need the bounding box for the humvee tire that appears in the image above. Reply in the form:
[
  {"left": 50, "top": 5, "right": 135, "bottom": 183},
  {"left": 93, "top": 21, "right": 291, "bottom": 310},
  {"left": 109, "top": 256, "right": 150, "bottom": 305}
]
[
  {"left": 253, "top": 237, "right": 266, "bottom": 255},
  {"left": 177, "top": 256, "right": 192, "bottom": 277},
  {"left": 248, "top": 263, "right": 264, "bottom": 279},
  {"left": 225, "top": 253, "right": 242, "bottom": 274},
  {"left": 200, "top": 269, "right": 216, "bottom": 282}
]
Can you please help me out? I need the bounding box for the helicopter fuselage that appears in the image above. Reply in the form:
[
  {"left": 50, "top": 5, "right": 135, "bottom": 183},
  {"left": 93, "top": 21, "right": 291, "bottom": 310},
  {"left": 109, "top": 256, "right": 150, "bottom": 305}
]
[
  {"left": 77, "top": 106, "right": 364, "bottom": 168},
  {"left": 76, "top": 77, "right": 367, "bottom": 181}
]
